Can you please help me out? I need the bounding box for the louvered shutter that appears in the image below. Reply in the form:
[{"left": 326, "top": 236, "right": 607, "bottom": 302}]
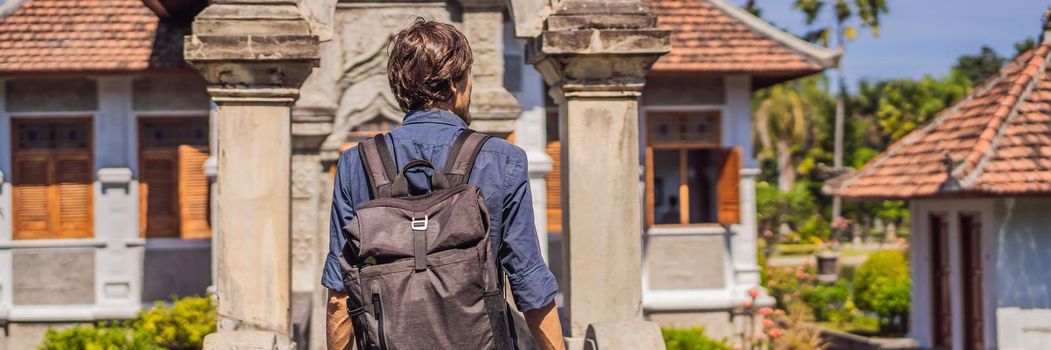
[
  {"left": 13, "top": 154, "right": 51, "bottom": 239},
  {"left": 178, "top": 145, "right": 211, "bottom": 239},
  {"left": 140, "top": 149, "right": 180, "bottom": 238},
  {"left": 54, "top": 152, "right": 93, "bottom": 238},
  {"left": 717, "top": 147, "right": 741, "bottom": 226},
  {"left": 545, "top": 141, "right": 562, "bottom": 233}
]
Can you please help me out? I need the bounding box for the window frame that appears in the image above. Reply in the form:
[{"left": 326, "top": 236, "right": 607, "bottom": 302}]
[
  {"left": 11, "top": 117, "right": 95, "bottom": 240},
  {"left": 645, "top": 110, "right": 723, "bottom": 228}
]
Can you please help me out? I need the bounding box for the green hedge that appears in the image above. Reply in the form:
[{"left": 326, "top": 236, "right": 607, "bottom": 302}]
[
  {"left": 853, "top": 250, "right": 910, "bottom": 333},
  {"left": 39, "top": 296, "right": 216, "bottom": 350},
  {"left": 662, "top": 327, "right": 732, "bottom": 350}
]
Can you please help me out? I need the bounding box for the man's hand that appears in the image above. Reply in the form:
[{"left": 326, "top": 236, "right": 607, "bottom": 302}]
[
  {"left": 523, "top": 301, "right": 565, "bottom": 350},
  {"left": 326, "top": 290, "right": 354, "bottom": 350}
]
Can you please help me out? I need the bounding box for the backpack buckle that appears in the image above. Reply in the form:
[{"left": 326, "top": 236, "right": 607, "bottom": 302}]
[{"left": 411, "top": 215, "right": 428, "bottom": 231}]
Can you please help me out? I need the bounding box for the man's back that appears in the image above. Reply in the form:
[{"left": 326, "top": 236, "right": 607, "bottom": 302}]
[
  {"left": 323, "top": 108, "right": 557, "bottom": 314},
  {"left": 324, "top": 17, "right": 563, "bottom": 350}
]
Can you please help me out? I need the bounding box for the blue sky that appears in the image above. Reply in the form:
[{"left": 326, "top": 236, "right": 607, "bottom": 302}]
[{"left": 732, "top": 0, "right": 1049, "bottom": 86}]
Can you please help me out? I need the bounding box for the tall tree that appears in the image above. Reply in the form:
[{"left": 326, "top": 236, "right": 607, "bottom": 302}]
[{"left": 791, "top": 0, "right": 888, "bottom": 219}]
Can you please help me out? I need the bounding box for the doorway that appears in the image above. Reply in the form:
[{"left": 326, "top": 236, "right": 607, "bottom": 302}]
[{"left": 929, "top": 213, "right": 952, "bottom": 350}]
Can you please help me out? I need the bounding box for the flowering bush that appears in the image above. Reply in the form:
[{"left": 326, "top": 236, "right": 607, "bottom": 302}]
[
  {"left": 763, "top": 264, "right": 816, "bottom": 310},
  {"left": 734, "top": 288, "right": 827, "bottom": 350}
]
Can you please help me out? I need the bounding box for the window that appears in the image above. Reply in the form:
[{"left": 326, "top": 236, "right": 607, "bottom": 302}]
[
  {"left": 645, "top": 111, "right": 740, "bottom": 227},
  {"left": 12, "top": 118, "right": 93, "bottom": 240},
  {"left": 139, "top": 118, "right": 211, "bottom": 239}
]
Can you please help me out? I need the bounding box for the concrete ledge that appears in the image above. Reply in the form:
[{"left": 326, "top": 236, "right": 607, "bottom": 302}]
[
  {"left": 584, "top": 320, "right": 666, "bottom": 350},
  {"left": 2, "top": 304, "right": 140, "bottom": 322},
  {"left": 0, "top": 239, "right": 107, "bottom": 250},
  {"left": 96, "top": 167, "right": 133, "bottom": 185},
  {"left": 644, "top": 289, "right": 773, "bottom": 311},
  {"left": 204, "top": 330, "right": 294, "bottom": 350},
  {"left": 647, "top": 225, "right": 736, "bottom": 236},
  {"left": 820, "top": 327, "right": 917, "bottom": 350}
]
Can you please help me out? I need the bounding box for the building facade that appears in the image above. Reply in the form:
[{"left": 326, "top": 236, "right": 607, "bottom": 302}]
[
  {"left": 0, "top": 0, "right": 835, "bottom": 347},
  {"left": 836, "top": 16, "right": 1051, "bottom": 350},
  {"left": 0, "top": 1, "right": 214, "bottom": 347}
]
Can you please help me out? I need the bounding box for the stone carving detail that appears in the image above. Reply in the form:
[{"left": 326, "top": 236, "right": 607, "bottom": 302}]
[
  {"left": 291, "top": 200, "right": 315, "bottom": 265},
  {"left": 323, "top": 3, "right": 450, "bottom": 153},
  {"left": 291, "top": 159, "right": 319, "bottom": 199}
]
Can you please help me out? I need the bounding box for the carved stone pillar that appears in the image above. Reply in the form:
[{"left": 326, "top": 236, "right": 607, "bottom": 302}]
[
  {"left": 460, "top": 0, "right": 521, "bottom": 137},
  {"left": 184, "top": 1, "right": 319, "bottom": 348},
  {"left": 529, "top": 1, "right": 669, "bottom": 348}
]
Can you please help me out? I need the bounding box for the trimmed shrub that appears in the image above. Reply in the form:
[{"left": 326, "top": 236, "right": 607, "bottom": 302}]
[
  {"left": 800, "top": 279, "right": 851, "bottom": 322},
  {"left": 39, "top": 296, "right": 215, "bottom": 350},
  {"left": 38, "top": 322, "right": 158, "bottom": 350},
  {"left": 662, "top": 327, "right": 733, "bottom": 350},
  {"left": 853, "top": 250, "right": 910, "bottom": 333},
  {"left": 136, "top": 296, "right": 216, "bottom": 349}
]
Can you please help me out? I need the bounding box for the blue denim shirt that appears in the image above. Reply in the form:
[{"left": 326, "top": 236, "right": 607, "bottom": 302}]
[{"left": 322, "top": 109, "right": 558, "bottom": 312}]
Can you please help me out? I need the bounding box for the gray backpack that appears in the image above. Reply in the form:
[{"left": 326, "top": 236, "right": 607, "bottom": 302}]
[{"left": 338, "top": 130, "right": 514, "bottom": 350}]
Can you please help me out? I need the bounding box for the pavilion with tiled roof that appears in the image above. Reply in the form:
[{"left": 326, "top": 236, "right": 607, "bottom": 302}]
[
  {"left": 644, "top": 0, "right": 840, "bottom": 88},
  {"left": 834, "top": 42, "right": 1051, "bottom": 199},
  {"left": 832, "top": 13, "right": 1051, "bottom": 350}
]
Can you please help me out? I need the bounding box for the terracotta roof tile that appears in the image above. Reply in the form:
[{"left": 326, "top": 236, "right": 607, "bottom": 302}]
[
  {"left": 836, "top": 44, "right": 1051, "bottom": 199},
  {"left": 0, "top": 0, "right": 188, "bottom": 75},
  {"left": 644, "top": 0, "right": 838, "bottom": 80}
]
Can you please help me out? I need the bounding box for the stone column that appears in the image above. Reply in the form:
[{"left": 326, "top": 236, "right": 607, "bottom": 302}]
[
  {"left": 460, "top": 0, "right": 521, "bottom": 137},
  {"left": 184, "top": 1, "right": 319, "bottom": 349},
  {"left": 529, "top": 1, "right": 669, "bottom": 347}
]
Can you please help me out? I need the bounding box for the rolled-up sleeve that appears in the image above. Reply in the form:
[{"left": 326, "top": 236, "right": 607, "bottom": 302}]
[
  {"left": 499, "top": 150, "right": 559, "bottom": 312},
  {"left": 321, "top": 151, "right": 357, "bottom": 293}
]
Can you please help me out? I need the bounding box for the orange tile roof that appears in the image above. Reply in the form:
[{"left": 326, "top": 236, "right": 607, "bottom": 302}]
[
  {"left": 644, "top": 0, "right": 839, "bottom": 81},
  {"left": 0, "top": 0, "right": 188, "bottom": 75},
  {"left": 835, "top": 43, "right": 1051, "bottom": 199}
]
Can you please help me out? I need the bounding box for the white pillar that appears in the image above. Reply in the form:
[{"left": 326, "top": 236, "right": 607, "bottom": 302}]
[
  {"left": 511, "top": 30, "right": 552, "bottom": 261},
  {"left": 724, "top": 75, "right": 762, "bottom": 294},
  {"left": 0, "top": 79, "right": 11, "bottom": 321},
  {"left": 94, "top": 77, "right": 141, "bottom": 317}
]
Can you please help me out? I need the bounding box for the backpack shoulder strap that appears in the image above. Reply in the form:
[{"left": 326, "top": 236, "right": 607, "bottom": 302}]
[
  {"left": 357, "top": 133, "right": 398, "bottom": 199},
  {"left": 443, "top": 129, "right": 491, "bottom": 186}
]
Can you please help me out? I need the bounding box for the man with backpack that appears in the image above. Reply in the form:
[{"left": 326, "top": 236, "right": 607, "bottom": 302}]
[{"left": 321, "top": 18, "right": 564, "bottom": 350}]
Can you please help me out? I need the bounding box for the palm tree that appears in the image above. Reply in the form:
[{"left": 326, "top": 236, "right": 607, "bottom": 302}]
[
  {"left": 754, "top": 80, "right": 812, "bottom": 191},
  {"left": 792, "top": 0, "right": 889, "bottom": 217}
]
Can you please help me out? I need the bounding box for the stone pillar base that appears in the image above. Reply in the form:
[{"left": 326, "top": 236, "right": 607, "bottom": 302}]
[
  {"left": 569, "top": 320, "right": 666, "bottom": 350},
  {"left": 203, "top": 330, "right": 295, "bottom": 350}
]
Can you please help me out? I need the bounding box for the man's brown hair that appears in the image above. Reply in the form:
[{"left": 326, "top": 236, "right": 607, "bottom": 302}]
[{"left": 387, "top": 17, "right": 473, "bottom": 113}]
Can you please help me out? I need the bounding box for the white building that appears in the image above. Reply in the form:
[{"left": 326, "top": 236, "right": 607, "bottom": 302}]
[{"left": 835, "top": 16, "right": 1051, "bottom": 350}]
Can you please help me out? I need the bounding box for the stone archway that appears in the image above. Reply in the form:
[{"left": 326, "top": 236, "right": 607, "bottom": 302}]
[{"left": 183, "top": 1, "right": 669, "bottom": 348}]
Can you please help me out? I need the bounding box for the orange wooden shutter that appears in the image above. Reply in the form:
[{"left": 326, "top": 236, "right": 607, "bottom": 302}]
[
  {"left": 140, "top": 150, "right": 179, "bottom": 238},
  {"left": 178, "top": 145, "right": 211, "bottom": 239},
  {"left": 545, "top": 141, "right": 562, "bottom": 233},
  {"left": 12, "top": 154, "right": 52, "bottom": 239},
  {"left": 54, "top": 152, "right": 93, "bottom": 238},
  {"left": 717, "top": 147, "right": 741, "bottom": 226}
]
